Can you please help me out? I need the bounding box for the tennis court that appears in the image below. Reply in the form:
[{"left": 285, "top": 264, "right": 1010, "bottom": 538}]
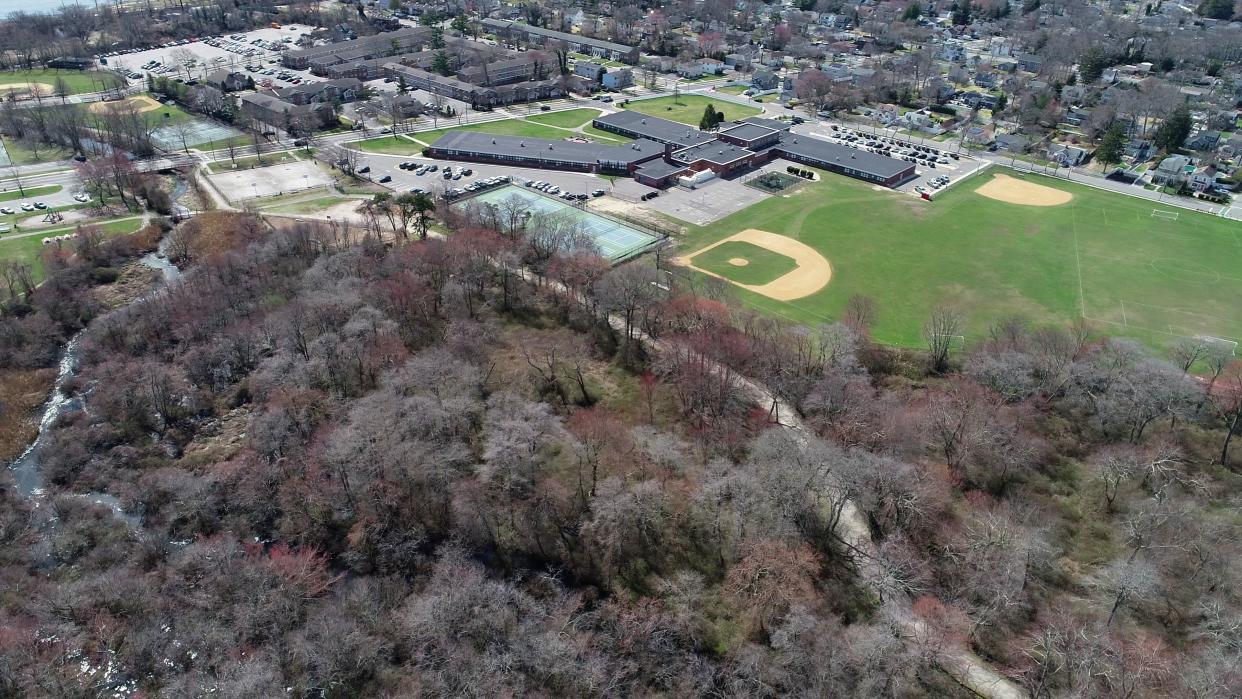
[
  {"left": 469, "top": 184, "right": 661, "bottom": 261},
  {"left": 152, "top": 119, "right": 242, "bottom": 150}
]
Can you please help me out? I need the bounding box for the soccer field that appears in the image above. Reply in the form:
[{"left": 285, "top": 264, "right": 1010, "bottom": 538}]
[{"left": 674, "top": 167, "right": 1242, "bottom": 349}]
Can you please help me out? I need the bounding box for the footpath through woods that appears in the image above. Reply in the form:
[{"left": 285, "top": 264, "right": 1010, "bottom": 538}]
[{"left": 516, "top": 267, "right": 1028, "bottom": 699}]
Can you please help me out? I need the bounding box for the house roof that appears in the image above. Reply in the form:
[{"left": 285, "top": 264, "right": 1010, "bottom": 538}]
[{"left": 481, "top": 19, "right": 635, "bottom": 55}]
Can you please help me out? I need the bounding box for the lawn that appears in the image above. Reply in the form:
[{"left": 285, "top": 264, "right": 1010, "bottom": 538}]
[
  {"left": 0, "top": 185, "right": 62, "bottom": 203},
  {"left": 262, "top": 195, "right": 356, "bottom": 215},
  {"left": 692, "top": 241, "right": 797, "bottom": 285},
  {"left": 206, "top": 151, "right": 303, "bottom": 174},
  {"left": 624, "top": 95, "right": 762, "bottom": 126},
  {"left": 358, "top": 117, "right": 620, "bottom": 154},
  {"left": 675, "top": 168, "right": 1242, "bottom": 349},
  {"left": 354, "top": 134, "right": 423, "bottom": 154},
  {"left": 716, "top": 85, "right": 749, "bottom": 95},
  {"left": 0, "top": 217, "right": 144, "bottom": 286},
  {"left": 0, "top": 139, "right": 74, "bottom": 166},
  {"left": 580, "top": 124, "right": 632, "bottom": 144},
  {"left": 526, "top": 108, "right": 603, "bottom": 129},
  {"left": 0, "top": 69, "right": 125, "bottom": 95}
]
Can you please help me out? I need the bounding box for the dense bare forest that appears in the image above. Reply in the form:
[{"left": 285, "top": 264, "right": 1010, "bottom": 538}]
[{"left": 0, "top": 203, "right": 1239, "bottom": 697}]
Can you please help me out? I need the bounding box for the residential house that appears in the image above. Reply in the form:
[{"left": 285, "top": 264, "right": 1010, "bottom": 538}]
[
  {"left": 1186, "top": 130, "right": 1221, "bottom": 152},
  {"left": 239, "top": 92, "right": 334, "bottom": 131},
  {"left": 573, "top": 60, "right": 607, "bottom": 82},
  {"left": 1048, "top": 143, "right": 1090, "bottom": 166},
  {"left": 724, "top": 53, "right": 752, "bottom": 69},
  {"left": 205, "top": 69, "right": 250, "bottom": 93},
  {"left": 1152, "top": 154, "right": 1191, "bottom": 183},
  {"left": 1124, "top": 139, "right": 1153, "bottom": 161},
  {"left": 1190, "top": 165, "right": 1217, "bottom": 192},
  {"left": 602, "top": 69, "right": 633, "bottom": 90},
  {"left": 752, "top": 70, "right": 780, "bottom": 90},
  {"left": 995, "top": 133, "right": 1028, "bottom": 152},
  {"left": 1016, "top": 53, "right": 1043, "bottom": 73},
  {"left": 273, "top": 78, "right": 363, "bottom": 105},
  {"left": 481, "top": 19, "right": 640, "bottom": 64}
]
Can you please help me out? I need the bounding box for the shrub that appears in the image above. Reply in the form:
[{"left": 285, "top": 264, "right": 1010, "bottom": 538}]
[{"left": 90, "top": 267, "right": 119, "bottom": 284}]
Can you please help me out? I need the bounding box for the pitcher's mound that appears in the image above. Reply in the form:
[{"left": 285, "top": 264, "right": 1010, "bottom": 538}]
[
  {"left": 675, "top": 229, "right": 832, "bottom": 301},
  {"left": 728, "top": 257, "right": 749, "bottom": 266},
  {"left": 975, "top": 173, "right": 1072, "bottom": 207}
]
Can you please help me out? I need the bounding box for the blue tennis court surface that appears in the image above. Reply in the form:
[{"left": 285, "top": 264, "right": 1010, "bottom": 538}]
[{"left": 467, "top": 185, "right": 660, "bottom": 261}]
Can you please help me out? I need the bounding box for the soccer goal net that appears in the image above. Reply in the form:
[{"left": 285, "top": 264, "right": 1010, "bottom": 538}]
[
  {"left": 1197, "top": 335, "right": 1239, "bottom": 357},
  {"left": 1151, "top": 209, "right": 1180, "bottom": 220}
]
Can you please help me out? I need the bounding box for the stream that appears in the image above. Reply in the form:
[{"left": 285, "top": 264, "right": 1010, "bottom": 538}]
[{"left": 7, "top": 233, "right": 183, "bottom": 529}]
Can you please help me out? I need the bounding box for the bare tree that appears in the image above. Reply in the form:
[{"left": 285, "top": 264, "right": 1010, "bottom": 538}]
[{"left": 923, "top": 304, "right": 963, "bottom": 374}]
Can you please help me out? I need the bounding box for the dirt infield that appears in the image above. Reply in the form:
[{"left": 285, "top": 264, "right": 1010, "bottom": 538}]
[
  {"left": 974, "top": 173, "right": 1073, "bottom": 207},
  {"left": 676, "top": 228, "right": 832, "bottom": 301},
  {"left": 87, "top": 95, "right": 165, "bottom": 114},
  {"left": 0, "top": 82, "right": 56, "bottom": 96}
]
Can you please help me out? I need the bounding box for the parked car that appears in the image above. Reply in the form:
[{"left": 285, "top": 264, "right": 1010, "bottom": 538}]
[{"left": 378, "top": 175, "right": 392, "bottom": 183}]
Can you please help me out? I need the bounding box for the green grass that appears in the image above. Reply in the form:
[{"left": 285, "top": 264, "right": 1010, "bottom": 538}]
[
  {"left": 357, "top": 116, "right": 624, "bottom": 155},
  {"left": 0, "top": 69, "right": 125, "bottom": 96},
  {"left": 580, "top": 124, "right": 632, "bottom": 144},
  {"left": 692, "top": 241, "right": 797, "bottom": 285},
  {"left": 0, "top": 140, "right": 74, "bottom": 166},
  {"left": 676, "top": 167, "right": 1242, "bottom": 349},
  {"left": 716, "top": 85, "right": 749, "bottom": 95},
  {"left": 205, "top": 151, "right": 302, "bottom": 174},
  {"left": 569, "top": 53, "right": 626, "bottom": 68},
  {"left": 624, "top": 95, "right": 762, "bottom": 126},
  {"left": 0, "top": 218, "right": 143, "bottom": 286},
  {"left": 0, "top": 185, "right": 62, "bottom": 203},
  {"left": 354, "top": 134, "right": 423, "bottom": 154},
  {"left": 261, "top": 195, "right": 355, "bottom": 215},
  {"left": 526, "top": 108, "right": 603, "bottom": 129}
]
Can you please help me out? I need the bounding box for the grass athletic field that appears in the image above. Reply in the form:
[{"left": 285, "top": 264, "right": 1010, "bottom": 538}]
[
  {"left": 623, "top": 95, "right": 762, "bottom": 125},
  {"left": 0, "top": 68, "right": 124, "bottom": 95},
  {"left": 674, "top": 168, "right": 1242, "bottom": 349}
]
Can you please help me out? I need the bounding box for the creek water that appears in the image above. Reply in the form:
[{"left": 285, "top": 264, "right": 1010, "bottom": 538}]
[{"left": 7, "top": 233, "right": 182, "bottom": 528}]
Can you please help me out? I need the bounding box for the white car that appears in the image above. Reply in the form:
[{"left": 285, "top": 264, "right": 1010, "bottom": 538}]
[
  {"left": 74, "top": 193, "right": 90, "bottom": 202},
  {"left": 20, "top": 203, "right": 34, "bottom": 211},
  {"left": 0, "top": 207, "right": 13, "bottom": 215}
]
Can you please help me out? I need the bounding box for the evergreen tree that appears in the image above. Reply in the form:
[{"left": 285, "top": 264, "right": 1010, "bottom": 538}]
[
  {"left": 431, "top": 27, "right": 445, "bottom": 49},
  {"left": 1096, "top": 121, "right": 1127, "bottom": 169},
  {"left": 903, "top": 2, "right": 922, "bottom": 20},
  {"left": 952, "top": 0, "right": 973, "bottom": 25},
  {"left": 1197, "top": 0, "right": 1233, "bottom": 19},
  {"left": 431, "top": 51, "right": 452, "bottom": 77},
  {"left": 1079, "top": 46, "right": 1110, "bottom": 83},
  {"left": 1153, "top": 105, "right": 1192, "bottom": 152}
]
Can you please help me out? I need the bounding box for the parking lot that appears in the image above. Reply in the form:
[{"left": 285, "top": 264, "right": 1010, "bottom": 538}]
[
  {"left": 101, "top": 25, "right": 319, "bottom": 91},
  {"left": 350, "top": 150, "right": 613, "bottom": 201}
]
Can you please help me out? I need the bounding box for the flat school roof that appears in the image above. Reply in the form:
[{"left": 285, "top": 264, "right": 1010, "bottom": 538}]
[{"left": 774, "top": 134, "right": 913, "bottom": 179}]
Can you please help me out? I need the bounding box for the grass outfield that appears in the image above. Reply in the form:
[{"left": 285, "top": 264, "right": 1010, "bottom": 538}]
[
  {"left": 0, "top": 218, "right": 144, "bottom": 287},
  {"left": 0, "top": 69, "right": 124, "bottom": 95},
  {"left": 675, "top": 168, "right": 1242, "bottom": 349},
  {"left": 624, "top": 95, "right": 762, "bottom": 125},
  {"left": 691, "top": 241, "right": 796, "bottom": 285},
  {"left": 0, "top": 185, "right": 62, "bottom": 204},
  {"left": 526, "top": 108, "right": 603, "bottom": 128}
]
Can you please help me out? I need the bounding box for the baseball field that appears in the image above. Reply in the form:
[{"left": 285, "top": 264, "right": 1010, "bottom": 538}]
[{"left": 673, "top": 168, "right": 1242, "bottom": 349}]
